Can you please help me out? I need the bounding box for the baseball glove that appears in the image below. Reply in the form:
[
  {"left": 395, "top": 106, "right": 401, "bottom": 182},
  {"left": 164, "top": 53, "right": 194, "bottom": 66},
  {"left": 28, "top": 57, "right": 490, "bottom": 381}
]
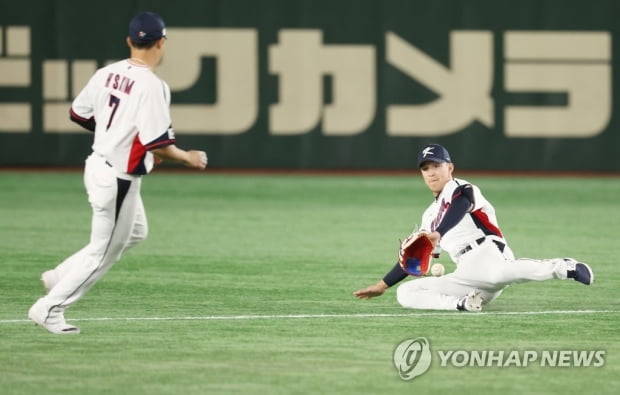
[{"left": 398, "top": 233, "right": 434, "bottom": 276}]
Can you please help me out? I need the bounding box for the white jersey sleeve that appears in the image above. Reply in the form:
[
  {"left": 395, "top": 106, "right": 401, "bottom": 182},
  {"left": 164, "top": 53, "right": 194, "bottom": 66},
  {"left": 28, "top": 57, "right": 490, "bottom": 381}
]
[
  {"left": 70, "top": 59, "right": 175, "bottom": 175},
  {"left": 70, "top": 75, "right": 96, "bottom": 124},
  {"left": 420, "top": 177, "right": 505, "bottom": 262}
]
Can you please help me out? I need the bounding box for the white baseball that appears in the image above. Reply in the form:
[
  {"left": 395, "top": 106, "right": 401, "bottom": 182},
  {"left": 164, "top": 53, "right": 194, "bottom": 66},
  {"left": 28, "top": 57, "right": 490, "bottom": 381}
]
[{"left": 430, "top": 263, "right": 445, "bottom": 277}]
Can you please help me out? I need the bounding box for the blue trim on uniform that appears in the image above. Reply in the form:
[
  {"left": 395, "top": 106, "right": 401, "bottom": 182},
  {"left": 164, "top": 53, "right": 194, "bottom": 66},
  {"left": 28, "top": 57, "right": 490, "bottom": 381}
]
[
  {"left": 115, "top": 178, "right": 132, "bottom": 222},
  {"left": 145, "top": 128, "right": 175, "bottom": 150},
  {"left": 453, "top": 184, "right": 474, "bottom": 203},
  {"left": 435, "top": 185, "right": 473, "bottom": 236}
]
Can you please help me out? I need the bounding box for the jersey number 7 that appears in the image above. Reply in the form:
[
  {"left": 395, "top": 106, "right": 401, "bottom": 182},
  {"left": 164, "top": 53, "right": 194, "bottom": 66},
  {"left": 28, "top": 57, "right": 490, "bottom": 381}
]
[{"left": 106, "top": 94, "right": 121, "bottom": 131}]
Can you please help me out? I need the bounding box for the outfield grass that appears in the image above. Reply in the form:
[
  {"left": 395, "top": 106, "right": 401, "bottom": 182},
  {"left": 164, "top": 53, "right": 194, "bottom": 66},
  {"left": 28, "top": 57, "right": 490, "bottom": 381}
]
[{"left": 1, "top": 171, "right": 618, "bottom": 394}]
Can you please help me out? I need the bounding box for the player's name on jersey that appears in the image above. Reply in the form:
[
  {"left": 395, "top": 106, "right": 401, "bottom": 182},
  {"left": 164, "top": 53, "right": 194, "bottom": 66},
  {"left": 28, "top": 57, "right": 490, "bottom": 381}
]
[{"left": 104, "top": 73, "right": 136, "bottom": 95}]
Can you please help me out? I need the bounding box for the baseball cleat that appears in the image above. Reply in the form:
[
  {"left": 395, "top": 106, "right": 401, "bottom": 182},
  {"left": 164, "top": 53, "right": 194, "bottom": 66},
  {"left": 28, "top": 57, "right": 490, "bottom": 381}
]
[
  {"left": 457, "top": 290, "right": 483, "bottom": 312},
  {"left": 28, "top": 299, "right": 80, "bottom": 335},
  {"left": 40, "top": 270, "right": 59, "bottom": 293},
  {"left": 565, "top": 258, "right": 594, "bottom": 285}
]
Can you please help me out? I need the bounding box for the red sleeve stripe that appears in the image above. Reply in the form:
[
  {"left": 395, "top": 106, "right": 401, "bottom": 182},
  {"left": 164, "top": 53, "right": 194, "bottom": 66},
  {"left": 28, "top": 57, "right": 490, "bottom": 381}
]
[{"left": 471, "top": 209, "right": 504, "bottom": 238}]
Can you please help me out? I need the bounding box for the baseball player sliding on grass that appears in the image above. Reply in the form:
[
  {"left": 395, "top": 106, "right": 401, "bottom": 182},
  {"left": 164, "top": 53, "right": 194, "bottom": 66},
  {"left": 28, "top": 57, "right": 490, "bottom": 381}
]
[
  {"left": 354, "top": 144, "right": 594, "bottom": 311},
  {"left": 28, "top": 12, "right": 207, "bottom": 334}
]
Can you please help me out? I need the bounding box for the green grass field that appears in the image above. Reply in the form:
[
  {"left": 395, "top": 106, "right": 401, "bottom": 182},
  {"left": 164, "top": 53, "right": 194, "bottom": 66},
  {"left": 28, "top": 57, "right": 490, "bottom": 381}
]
[{"left": 1, "top": 171, "right": 619, "bottom": 394}]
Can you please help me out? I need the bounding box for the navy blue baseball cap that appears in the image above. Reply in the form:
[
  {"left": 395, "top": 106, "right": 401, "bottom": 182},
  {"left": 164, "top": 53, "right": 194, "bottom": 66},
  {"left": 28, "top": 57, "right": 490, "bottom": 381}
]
[
  {"left": 128, "top": 12, "right": 166, "bottom": 43},
  {"left": 417, "top": 144, "right": 452, "bottom": 167}
]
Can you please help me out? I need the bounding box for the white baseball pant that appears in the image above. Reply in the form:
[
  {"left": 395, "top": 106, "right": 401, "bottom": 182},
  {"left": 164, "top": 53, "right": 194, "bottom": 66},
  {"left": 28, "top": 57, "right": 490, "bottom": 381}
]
[
  {"left": 396, "top": 237, "right": 570, "bottom": 310},
  {"left": 35, "top": 153, "right": 147, "bottom": 312}
]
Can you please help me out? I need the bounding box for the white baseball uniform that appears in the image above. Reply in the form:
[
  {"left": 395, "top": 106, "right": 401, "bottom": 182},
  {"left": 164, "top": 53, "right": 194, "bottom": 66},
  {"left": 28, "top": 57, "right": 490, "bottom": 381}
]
[
  {"left": 396, "top": 177, "right": 571, "bottom": 310},
  {"left": 32, "top": 59, "right": 175, "bottom": 314}
]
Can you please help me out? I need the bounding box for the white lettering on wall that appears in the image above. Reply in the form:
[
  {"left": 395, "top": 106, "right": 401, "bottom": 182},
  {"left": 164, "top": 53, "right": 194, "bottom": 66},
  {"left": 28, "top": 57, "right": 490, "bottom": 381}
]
[
  {"left": 386, "top": 31, "right": 494, "bottom": 136},
  {"left": 0, "top": 26, "right": 612, "bottom": 138},
  {"left": 504, "top": 31, "right": 611, "bottom": 137},
  {"left": 269, "top": 30, "right": 375, "bottom": 135}
]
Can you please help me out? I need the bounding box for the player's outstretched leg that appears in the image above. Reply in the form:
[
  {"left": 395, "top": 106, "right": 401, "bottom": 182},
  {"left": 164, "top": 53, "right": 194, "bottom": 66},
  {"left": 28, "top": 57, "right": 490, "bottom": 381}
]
[{"left": 506, "top": 257, "right": 594, "bottom": 285}]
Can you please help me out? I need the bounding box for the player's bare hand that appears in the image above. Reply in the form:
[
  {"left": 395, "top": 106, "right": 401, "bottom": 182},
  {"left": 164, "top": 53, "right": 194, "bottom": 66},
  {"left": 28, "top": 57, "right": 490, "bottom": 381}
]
[
  {"left": 187, "top": 150, "right": 208, "bottom": 170},
  {"left": 353, "top": 281, "right": 389, "bottom": 299}
]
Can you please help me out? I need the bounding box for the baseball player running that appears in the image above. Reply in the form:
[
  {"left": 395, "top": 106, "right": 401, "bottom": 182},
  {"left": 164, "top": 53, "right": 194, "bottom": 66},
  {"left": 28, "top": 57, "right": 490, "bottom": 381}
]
[
  {"left": 28, "top": 12, "right": 208, "bottom": 334},
  {"left": 353, "top": 144, "right": 594, "bottom": 311}
]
